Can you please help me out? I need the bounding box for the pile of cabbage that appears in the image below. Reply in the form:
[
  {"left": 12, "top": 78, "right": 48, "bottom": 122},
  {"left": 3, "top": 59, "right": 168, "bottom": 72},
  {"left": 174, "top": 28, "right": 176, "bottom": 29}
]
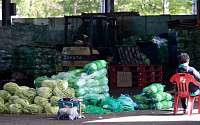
[
  {"left": 134, "top": 83, "right": 173, "bottom": 110},
  {"left": 0, "top": 60, "right": 109, "bottom": 114},
  {"left": 0, "top": 80, "right": 75, "bottom": 114}
]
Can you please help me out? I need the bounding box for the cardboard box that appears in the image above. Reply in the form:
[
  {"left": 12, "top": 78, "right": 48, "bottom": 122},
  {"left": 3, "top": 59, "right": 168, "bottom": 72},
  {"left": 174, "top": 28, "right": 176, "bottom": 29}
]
[
  {"left": 62, "top": 61, "right": 75, "bottom": 66},
  {"left": 62, "top": 47, "right": 99, "bottom": 55},
  {"left": 117, "top": 72, "right": 132, "bottom": 87},
  {"left": 62, "top": 61, "right": 91, "bottom": 66},
  {"left": 74, "top": 61, "right": 91, "bottom": 66}
]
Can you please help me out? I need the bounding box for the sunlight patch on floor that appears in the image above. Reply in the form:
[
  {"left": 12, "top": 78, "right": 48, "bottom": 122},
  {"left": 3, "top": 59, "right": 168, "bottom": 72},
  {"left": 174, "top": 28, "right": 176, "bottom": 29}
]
[{"left": 83, "top": 109, "right": 200, "bottom": 123}]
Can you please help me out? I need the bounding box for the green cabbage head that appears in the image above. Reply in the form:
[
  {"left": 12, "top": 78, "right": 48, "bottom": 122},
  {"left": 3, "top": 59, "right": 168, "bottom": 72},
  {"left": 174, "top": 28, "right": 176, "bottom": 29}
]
[
  {"left": 8, "top": 104, "right": 23, "bottom": 114},
  {"left": 34, "top": 96, "right": 49, "bottom": 107},
  {"left": 0, "top": 90, "right": 11, "bottom": 101},
  {"left": 23, "top": 104, "right": 43, "bottom": 114},
  {"left": 3, "top": 82, "right": 19, "bottom": 94},
  {"left": 37, "top": 87, "right": 52, "bottom": 99},
  {"left": 50, "top": 96, "right": 60, "bottom": 106},
  {"left": 13, "top": 98, "right": 29, "bottom": 107},
  {"left": 44, "top": 103, "right": 59, "bottom": 114}
]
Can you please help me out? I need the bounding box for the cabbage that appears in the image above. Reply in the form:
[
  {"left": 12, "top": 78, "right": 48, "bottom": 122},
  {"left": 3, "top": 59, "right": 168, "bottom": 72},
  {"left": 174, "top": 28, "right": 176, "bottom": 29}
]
[
  {"left": 0, "top": 102, "right": 6, "bottom": 113},
  {"left": 53, "top": 87, "right": 65, "bottom": 97},
  {"left": 34, "top": 76, "right": 51, "bottom": 89},
  {"left": 34, "top": 96, "right": 49, "bottom": 107},
  {"left": 19, "top": 86, "right": 29, "bottom": 90},
  {"left": 0, "top": 90, "right": 11, "bottom": 101},
  {"left": 56, "top": 80, "right": 68, "bottom": 90},
  {"left": 4, "top": 102, "right": 9, "bottom": 113},
  {"left": 8, "top": 104, "right": 23, "bottom": 114},
  {"left": 50, "top": 96, "right": 60, "bottom": 106},
  {"left": 23, "top": 88, "right": 37, "bottom": 101},
  {"left": 42, "top": 80, "right": 57, "bottom": 89},
  {"left": 3, "top": 82, "right": 19, "bottom": 94},
  {"left": 9, "top": 95, "right": 19, "bottom": 103},
  {"left": 44, "top": 103, "right": 59, "bottom": 114},
  {"left": 81, "top": 103, "right": 86, "bottom": 112},
  {"left": 0, "top": 97, "right": 4, "bottom": 104},
  {"left": 37, "top": 87, "right": 52, "bottom": 99},
  {"left": 14, "top": 88, "right": 36, "bottom": 103},
  {"left": 23, "top": 104, "right": 43, "bottom": 114},
  {"left": 13, "top": 98, "right": 29, "bottom": 107},
  {"left": 62, "top": 87, "right": 75, "bottom": 98}
]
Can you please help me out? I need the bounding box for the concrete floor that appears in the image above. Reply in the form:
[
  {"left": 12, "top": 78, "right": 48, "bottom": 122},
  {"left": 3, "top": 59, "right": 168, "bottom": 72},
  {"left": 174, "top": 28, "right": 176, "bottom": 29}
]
[{"left": 0, "top": 88, "right": 200, "bottom": 125}]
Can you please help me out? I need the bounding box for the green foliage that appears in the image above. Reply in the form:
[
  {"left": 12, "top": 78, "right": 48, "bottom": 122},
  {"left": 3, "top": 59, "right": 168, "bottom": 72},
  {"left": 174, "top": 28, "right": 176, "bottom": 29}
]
[{"left": 10, "top": 0, "right": 193, "bottom": 17}]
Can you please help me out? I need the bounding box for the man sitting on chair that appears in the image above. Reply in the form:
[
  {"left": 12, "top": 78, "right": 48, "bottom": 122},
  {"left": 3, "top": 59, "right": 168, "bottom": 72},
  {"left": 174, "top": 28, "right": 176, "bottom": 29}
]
[{"left": 175, "top": 53, "right": 200, "bottom": 114}]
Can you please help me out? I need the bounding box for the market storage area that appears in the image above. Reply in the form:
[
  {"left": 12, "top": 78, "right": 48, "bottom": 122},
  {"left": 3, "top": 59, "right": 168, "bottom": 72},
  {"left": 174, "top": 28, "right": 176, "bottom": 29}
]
[{"left": 0, "top": 0, "right": 200, "bottom": 124}]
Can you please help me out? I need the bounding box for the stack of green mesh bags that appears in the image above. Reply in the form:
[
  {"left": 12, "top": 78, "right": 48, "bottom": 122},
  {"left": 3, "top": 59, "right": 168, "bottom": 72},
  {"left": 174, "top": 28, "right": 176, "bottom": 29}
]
[
  {"left": 0, "top": 80, "right": 75, "bottom": 114},
  {"left": 134, "top": 83, "right": 173, "bottom": 110},
  {"left": 63, "top": 60, "right": 110, "bottom": 99}
]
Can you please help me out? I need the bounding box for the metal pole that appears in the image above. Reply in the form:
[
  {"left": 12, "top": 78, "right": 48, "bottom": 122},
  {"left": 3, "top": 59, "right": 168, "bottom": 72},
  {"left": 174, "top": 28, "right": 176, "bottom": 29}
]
[
  {"left": 101, "top": 0, "right": 105, "bottom": 13},
  {"left": 192, "top": 1, "right": 196, "bottom": 15},
  {"left": 2, "top": 0, "right": 11, "bottom": 26},
  {"left": 89, "top": 16, "right": 93, "bottom": 60},
  {"left": 197, "top": 0, "right": 200, "bottom": 18}
]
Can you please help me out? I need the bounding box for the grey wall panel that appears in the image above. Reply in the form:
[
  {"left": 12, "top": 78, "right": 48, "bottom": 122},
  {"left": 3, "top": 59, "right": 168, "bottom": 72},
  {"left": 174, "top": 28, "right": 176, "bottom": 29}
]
[
  {"left": 170, "top": 15, "right": 197, "bottom": 21},
  {"left": 146, "top": 16, "right": 170, "bottom": 35},
  {"left": 131, "top": 16, "right": 146, "bottom": 36}
]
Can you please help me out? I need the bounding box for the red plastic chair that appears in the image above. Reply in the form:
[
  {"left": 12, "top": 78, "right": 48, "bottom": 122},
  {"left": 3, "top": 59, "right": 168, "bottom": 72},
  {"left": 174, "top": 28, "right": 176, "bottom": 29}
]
[{"left": 170, "top": 73, "right": 200, "bottom": 115}]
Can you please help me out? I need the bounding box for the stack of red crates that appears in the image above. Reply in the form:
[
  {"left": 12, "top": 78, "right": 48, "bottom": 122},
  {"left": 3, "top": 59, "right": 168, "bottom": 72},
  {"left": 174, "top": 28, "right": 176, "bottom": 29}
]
[{"left": 109, "top": 65, "right": 163, "bottom": 88}]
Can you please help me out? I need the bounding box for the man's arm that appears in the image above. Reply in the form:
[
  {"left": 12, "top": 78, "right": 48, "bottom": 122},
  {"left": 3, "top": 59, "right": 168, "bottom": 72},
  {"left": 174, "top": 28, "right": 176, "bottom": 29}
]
[{"left": 192, "top": 67, "right": 200, "bottom": 83}]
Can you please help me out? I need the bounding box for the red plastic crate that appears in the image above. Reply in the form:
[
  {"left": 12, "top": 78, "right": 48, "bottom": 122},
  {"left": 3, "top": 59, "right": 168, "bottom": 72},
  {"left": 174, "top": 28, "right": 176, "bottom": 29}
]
[
  {"left": 109, "top": 82, "right": 117, "bottom": 88},
  {"left": 152, "top": 65, "right": 162, "bottom": 71},
  {"left": 110, "top": 72, "right": 117, "bottom": 77},
  {"left": 132, "top": 76, "right": 155, "bottom": 83},
  {"left": 155, "top": 76, "right": 163, "bottom": 82},
  {"left": 154, "top": 71, "right": 163, "bottom": 76}
]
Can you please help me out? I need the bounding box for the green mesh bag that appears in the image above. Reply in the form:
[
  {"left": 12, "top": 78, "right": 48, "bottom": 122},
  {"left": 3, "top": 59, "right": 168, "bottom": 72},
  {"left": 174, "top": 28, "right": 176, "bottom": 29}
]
[
  {"left": 85, "top": 79, "right": 100, "bottom": 87},
  {"left": 34, "top": 76, "right": 51, "bottom": 89},
  {"left": 93, "top": 60, "right": 108, "bottom": 70},
  {"left": 137, "top": 103, "right": 150, "bottom": 110},
  {"left": 161, "top": 101, "right": 173, "bottom": 109},
  {"left": 134, "top": 94, "right": 150, "bottom": 104},
  {"left": 67, "top": 69, "right": 85, "bottom": 76},
  {"left": 67, "top": 77, "right": 86, "bottom": 89},
  {"left": 118, "top": 94, "right": 135, "bottom": 111},
  {"left": 83, "top": 93, "right": 106, "bottom": 106},
  {"left": 84, "top": 105, "right": 110, "bottom": 114},
  {"left": 156, "top": 92, "right": 173, "bottom": 101},
  {"left": 152, "top": 83, "right": 165, "bottom": 92},
  {"left": 98, "top": 76, "right": 108, "bottom": 86},
  {"left": 75, "top": 88, "right": 86, "bottom": 97},
  {"left": 100, "top": 97, "right": 123, "bottom": 112},
  {"left": 88, "top": 85, "right": 109, "bottom": 94},
  {"left": 165, "top": 93, "right": 173, "bottom": 101},
  {"left": 142, "top": 85, "right": 157, "bottom": 96},
  {"left": 150, "top": 102, "right": 162, "bottom": 110},
  {"left": 84, "top": 60, "right": 108, "bottom": 73},
  {"left": 150, "top": 93, "right": 163, "bottom": 103}
]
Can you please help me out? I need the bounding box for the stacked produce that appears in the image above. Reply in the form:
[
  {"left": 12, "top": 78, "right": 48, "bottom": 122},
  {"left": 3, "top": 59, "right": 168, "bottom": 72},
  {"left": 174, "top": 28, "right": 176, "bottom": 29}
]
[
  {"left": 0, "top": 49, "right": 13, "bottom": 71},
  {"left": 11, "top": 45, "right": 57, "bottom": 77},
  {"left": 176, "top": 29, "right": 200, "bottom": 70},
  {"left": 83, "top": 93, "right": 139, "bottom": 114},
  {"left": 134, "top": 83, "right": 173, "bottom": 110},
  {"left": 49, "top": 60, "right": 110, "bottom": 99},
  {"left": 0, "top": 80, "right": 74, "bottom": 114}
]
